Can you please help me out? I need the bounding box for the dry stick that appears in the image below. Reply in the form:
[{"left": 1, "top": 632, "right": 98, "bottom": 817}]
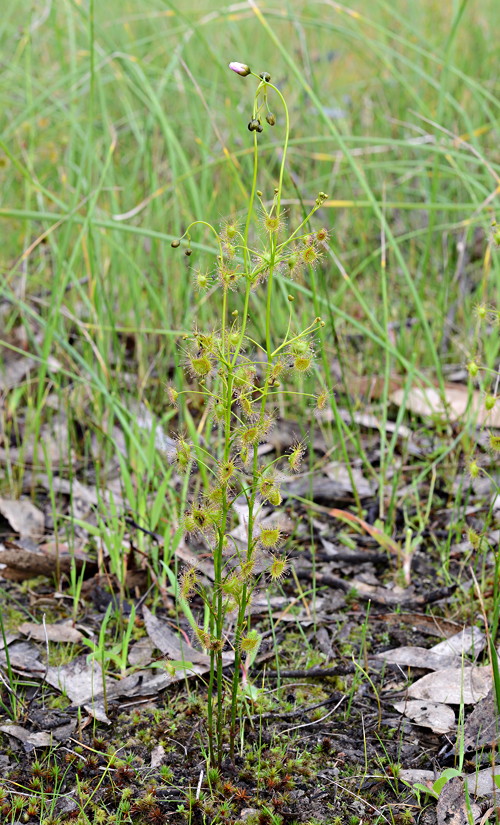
[
  {"left": 296, "top": 569, "right": 456, "bottom": 607},
  {"left": 263, "top": 663, "right": 356, "bottom": 679}
]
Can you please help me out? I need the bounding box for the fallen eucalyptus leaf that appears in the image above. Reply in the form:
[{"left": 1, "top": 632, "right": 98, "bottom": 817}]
[
  {"left": 393, "top": 699, "right": 455, "bottom": 734},
  {"left": 466, "top": 766, "right": 500, "bottom": 797},
  {"left": 0, "top": 498, "right": 44, "bottom": 540},
  {"left": 0, "top": 724, "right": 53, "bottom": 748},
  {"left": 18, "top": 621, "right": 83, "bottom": 644},
  {"left": 436, "top": 776, "right": 481, "bottom": 825},
  {"left": 463, "top": 690, "right": 500, "bottom": 752},
  {"left": 408, "top": 666, "right": 491, "bottom": 705}
]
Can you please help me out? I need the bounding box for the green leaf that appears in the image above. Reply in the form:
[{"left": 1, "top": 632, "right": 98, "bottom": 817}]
[{"left": 432, "top": 768, "right": 463, "bottom": 795}]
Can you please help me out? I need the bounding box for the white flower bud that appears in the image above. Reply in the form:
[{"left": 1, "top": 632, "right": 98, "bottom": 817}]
[{"left": 228, "top": 61, "right": 251, "bottom": 77}]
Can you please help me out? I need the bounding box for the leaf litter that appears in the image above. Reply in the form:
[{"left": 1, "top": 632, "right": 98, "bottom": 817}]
[{"left": 0, "top": 343, "right": 499, "bottom": 823}]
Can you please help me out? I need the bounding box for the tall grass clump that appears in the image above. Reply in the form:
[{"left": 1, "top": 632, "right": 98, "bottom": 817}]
[{"left": 169, "top": 62, "right": 329, "bottom": 768}]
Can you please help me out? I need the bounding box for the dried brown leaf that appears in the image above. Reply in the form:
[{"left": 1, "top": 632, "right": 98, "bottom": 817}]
[
  {"left": 391, "top": 384, "right": 500, "bottom": 429},
  {"left": 408, "top": 666, "right": 492, "bottom": 705},
  {"left": 0, "top": 724, "right": 53, "bottom": 748},
  {"left": 399, "top": 768, "right": 435, "bottom": 786},
  {"left": 143, "top": 606, "right": 221, "bottom": 666},
  {"left": 463, "top": 690, "right": 500, "bottom": 753},
  {"left": 0, "top": 641, "right": 45, "bottom": 675},
  {"left": 0, "top": 498, "right": 44, "bottom": 540},
  {"left": 18, "top": 621, "right": 83, "bottom": 644},
  {"left": 436, "top": 776, "right": 481, "bottom": 825},
  {"left": 378, "top": 647, "right": 456, "bottom": 670},
  {"left": 45, "top": 655, "right": 106, "bottom": 704},
  {"left": 376, "top": 629, "right": 486, "bottom": 670},
  {"left": 392, "top": 699, "right": 455, "bottom": 734},
  {"left": 466, "top": 766, "right": 500, "bottom": 797}
]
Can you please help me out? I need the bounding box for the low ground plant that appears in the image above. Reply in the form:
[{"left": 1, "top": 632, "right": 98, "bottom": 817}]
[{"left": 169, "top": 61, "right": 330, "bottom": 768}]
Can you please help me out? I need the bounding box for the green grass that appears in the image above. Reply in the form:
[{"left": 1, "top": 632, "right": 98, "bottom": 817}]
[
  {"left": 0, "top": 0, "right": 498, "bottom": 634},
  {"left": 0, "top": 0, "right": 497, "bottom": 591}
]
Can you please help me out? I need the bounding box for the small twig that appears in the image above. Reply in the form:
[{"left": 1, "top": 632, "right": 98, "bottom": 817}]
[
  {"left": 196, "top": 769, "right": 204, "bottom": 800},
  {"left": 262, "top": 663, "right": 356, "bottom": 679}
]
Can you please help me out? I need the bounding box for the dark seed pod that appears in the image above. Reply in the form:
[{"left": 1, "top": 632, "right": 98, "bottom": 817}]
[
  {"left": 248, "top": 119, "right": 260, "bottom": 131},
  {"left": 266, "top": 112, "right": 276, "bottom": 126},
  {"left": 185, "top": 248, "right": 192, "bottom": 256},
  {"left": 171, "top": 239, "right": 180, "bottom": 248},
  {"left": 256, "top": 123, "right": 263, "bottom": 133},
  {"left": 259, "top": 72, "right": 271, "bottom": 82}
]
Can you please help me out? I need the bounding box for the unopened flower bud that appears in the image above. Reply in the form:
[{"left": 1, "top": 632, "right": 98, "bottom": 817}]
[
  {"left": 475, "top": 304, "right": 487, "bottom": 320},
  {"left": 167, "top": 386, "right": 179, "bottom": 405},
  {"left": 259, "top": 71, "right": 271, "bottom": 82},
  {"left": 229, "top": 61, "right": 251, "bottom": 77},
  {"left": 248, "top": 118, "right": 261, "bottom": 132},
  {"left": 468, "top": 460, "right": 480, "bottom": 478},
  {"left": 185, "top": 248, "right": 192, "bottom": 256},
  {"left": 171, "top": 239, "right": 180, "bottom": 248},
  {"left": 266, "top": 113, "right": 276, "bottom": 126}
]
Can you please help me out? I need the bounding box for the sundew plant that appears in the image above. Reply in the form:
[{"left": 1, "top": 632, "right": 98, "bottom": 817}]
[{"left": 170, "top": 62, "right": 329, "bottom": 768}]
